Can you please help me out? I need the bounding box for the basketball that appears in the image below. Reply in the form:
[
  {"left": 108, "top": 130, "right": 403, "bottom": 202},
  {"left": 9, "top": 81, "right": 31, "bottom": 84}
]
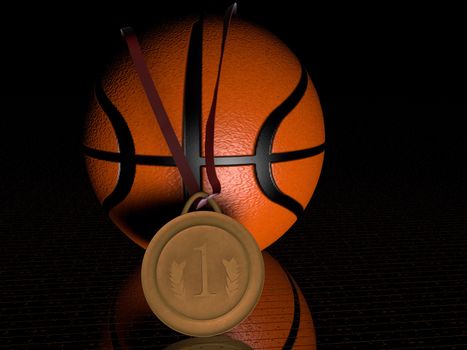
[
  {"left": 100, "top": 252, "right": 316, "bottom": 349},
  {"left": 83, "top": 14, "right": 325, "bottom": 250}
]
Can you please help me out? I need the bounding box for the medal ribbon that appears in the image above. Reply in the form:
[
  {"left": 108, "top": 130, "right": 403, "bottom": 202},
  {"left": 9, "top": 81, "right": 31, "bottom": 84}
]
[{"left": 121, "top": 3, "right": 237, "bottom": 209}]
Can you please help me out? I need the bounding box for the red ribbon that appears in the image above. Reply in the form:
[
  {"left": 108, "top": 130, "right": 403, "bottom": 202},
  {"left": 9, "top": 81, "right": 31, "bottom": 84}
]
[{"left": 121, "top": 3, "right": 237, "bottom": 208}]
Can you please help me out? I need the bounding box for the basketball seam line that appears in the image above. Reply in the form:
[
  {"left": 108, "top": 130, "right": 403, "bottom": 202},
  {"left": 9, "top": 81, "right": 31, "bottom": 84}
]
[
  {"left": 283, "top": 271, "right": 301, "bottom": 350},
  {"left": 82, "top": 144, "right": 325, "bottom": 166}
]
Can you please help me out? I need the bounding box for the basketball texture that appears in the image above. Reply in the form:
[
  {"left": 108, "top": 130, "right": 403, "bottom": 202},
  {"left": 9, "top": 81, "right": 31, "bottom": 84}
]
[{"left": 83, "top": 15, "right": 325, "bottom": 250}]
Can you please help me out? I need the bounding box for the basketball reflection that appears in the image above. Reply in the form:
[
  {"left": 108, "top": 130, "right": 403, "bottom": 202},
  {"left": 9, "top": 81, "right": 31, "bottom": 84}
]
[{"left": 100, "top": 252, "right": 316, "bottom": 349}]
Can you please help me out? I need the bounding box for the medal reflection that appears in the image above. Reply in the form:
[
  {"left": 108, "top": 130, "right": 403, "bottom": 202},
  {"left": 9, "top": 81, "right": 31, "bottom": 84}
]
[{"left": 101, "top": 253, "right": 316, "bottom": 349}]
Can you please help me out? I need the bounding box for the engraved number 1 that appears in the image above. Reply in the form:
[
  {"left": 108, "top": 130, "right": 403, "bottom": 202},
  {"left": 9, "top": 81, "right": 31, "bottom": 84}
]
[{"left": 193, "top": 243, "right": 216, "bottom": 296}]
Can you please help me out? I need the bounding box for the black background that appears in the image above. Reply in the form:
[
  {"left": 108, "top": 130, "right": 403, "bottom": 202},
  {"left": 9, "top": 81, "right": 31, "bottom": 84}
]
[{"left": 1, "top": 1, "right": 466, "bottom": 348}]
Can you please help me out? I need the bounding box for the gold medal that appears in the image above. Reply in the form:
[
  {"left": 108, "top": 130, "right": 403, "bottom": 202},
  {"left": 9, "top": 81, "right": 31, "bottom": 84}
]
[{"left": 142, "top": 192, "right": 265, "bottom": 337}]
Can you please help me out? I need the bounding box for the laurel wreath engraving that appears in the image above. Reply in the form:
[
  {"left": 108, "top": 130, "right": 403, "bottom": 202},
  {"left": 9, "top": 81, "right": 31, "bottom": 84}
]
[
  {"left": 169, "top": 260, "right": 186, "bottom": 298},
  {"left": 223, "top": 258, "right": 240, "bottom": 298}
]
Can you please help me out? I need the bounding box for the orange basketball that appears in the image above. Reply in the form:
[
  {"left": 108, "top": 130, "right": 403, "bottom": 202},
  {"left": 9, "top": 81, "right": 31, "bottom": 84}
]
[{"left": 83, "top": 15, "right": 325, "bottom": 250}]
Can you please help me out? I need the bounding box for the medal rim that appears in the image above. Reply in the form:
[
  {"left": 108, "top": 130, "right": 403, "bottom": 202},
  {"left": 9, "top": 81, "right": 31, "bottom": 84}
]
[{"left": 141, "top": 211, "right": 265, "bottom": 337}]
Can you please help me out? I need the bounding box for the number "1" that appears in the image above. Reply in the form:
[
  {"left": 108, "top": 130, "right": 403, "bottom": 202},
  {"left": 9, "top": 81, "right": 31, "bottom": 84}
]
[{"left": 193, "top": 243, "right": 216, "bottom": 297}]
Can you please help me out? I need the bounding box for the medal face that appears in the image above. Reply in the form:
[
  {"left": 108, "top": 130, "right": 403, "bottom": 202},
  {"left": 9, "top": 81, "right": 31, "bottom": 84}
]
[{"left": 141, "top": 211, "right": 265, "bottom": 337}]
